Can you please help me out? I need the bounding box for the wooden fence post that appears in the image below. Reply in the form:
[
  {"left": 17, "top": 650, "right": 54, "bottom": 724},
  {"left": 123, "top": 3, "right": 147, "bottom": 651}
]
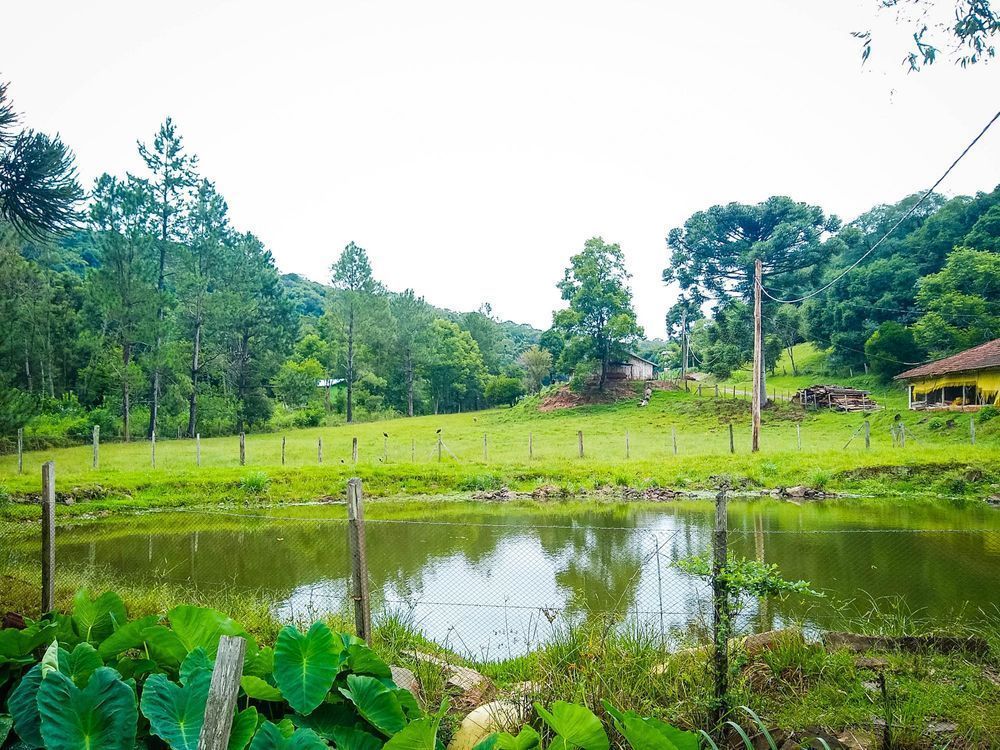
[
  {"left": 714, "top": 384, "right": 719, "bottom": 399},
  {"left": 578, "top": 430, "right": 584, "bottom": 458},
  {"left": 239, "top": 432, "right": 246, "bottom": 466},
  {"left": 728, "top": 424, "right": 734, "bottom": 454},
  {"left": 196, "top": 433, "right": 202, "bottom": 467},
  {"left": 711, "top": 485, "right": 730, "bottom": 730},
  {"left": 352, "top": 437, "right": 358, "bottom": 464},
  {"left": 383, "top": 434, "right": 388, "bottom": 463},
  {"left": 346, "top": 478, "right": 372, "bottom": 641},
  {"left": 41, "top": 461, "right": 55, "bottom": 614},
  {"left": 197, "top": 635, "right": 246, "bottom": 750},
  {"left": 280, "top": 436, "right": 285, "bottom": 466},
  {"left": 528, "top": 432, "right": 533, "bottom": 460},
  {"left": 92, "top": 425, "right": 99, "bottom": 470},
  {"left": 698, "top": 384, "right": 703, "bottom": 397},
  {"left": 411, "top": 438, "right": 415, "bottom": 462},
  {"left": 483, "top": 433, "right": 488, "bottom": 462},
  {"left": 625, "top": 429, "right": 630, "bottom": 459},
  {"left": 672, "top": 427, "right": 678, "bottom": 455},
  {"left": 970, "top": 416, "right": 976, "bottom": 446},
  {"left": 864, "top": 420, "right": 871, "bottom": 450},
  {"left": 17, "top": 427, "right": 23, "bottom": 474},
  {"left": 796, "top": 423, "right": 802, "bottom": 450},
  {"left": 437, "top": 435, "right": 442, "bottom": 462},
  {"left": 151, "top": 431, "right": 156, "bottom": 468},
  {"left": 900, "top": 423, "right": 906, "bottom": 448},
  {"left": 318, "top": 437, "right": 323, "bottom": 464}
]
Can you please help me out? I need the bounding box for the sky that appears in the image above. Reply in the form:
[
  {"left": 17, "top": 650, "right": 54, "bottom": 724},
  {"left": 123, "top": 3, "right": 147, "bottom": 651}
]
[{"left": 4, "top": 0, "right": 999, "bottom": 336}]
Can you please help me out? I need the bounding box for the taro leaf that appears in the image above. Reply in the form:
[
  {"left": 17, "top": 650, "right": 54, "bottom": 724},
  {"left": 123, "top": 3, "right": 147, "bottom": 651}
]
[
  {"left": 98, "top": 615, "right": 160, "bottom": 660},
  {"left": 274, "top": 719, "right": 296, "bottom": 738},
  {"left": 244, "top": 647, "right": 275, "bottom": 679},
  {"left": 140, "top": 669, "right": 211, "bottom": 750},
  {"left": 114, "top": 657, "right": 158, "bottom": 681},
  {"left": 601, "top": 701, "right": 697, "bottom": 750},
  {"left": 247, "top": 721, "right": 328, "bottom": 750},
  {"left": 36, "top": 667, "right": 138, "bottom": 750},
  {"left": 167, "top": 606, "right": 254, "bottom": 658},
  {"left": 0, "top": 714, "right": 12, "bottom": 746},
  {"left": 289, "top": 701, "right": 357, "bottom": 737},
  {"left": 328, "top": 726, "right": 383, "bottom": 750},
  {"left": 473, "top": 727, "right": 542, "bottom": 750},
  {"left": 382, "top": 700, "right": 447, "bottom": 750},
  {"left": 345, "top": 644, "right": 391, "bottom": 678},
  {"left": 72, "top": 590, "right": 128, "bottom": 645},
  {"left": 340, "top": 674, "right": 406, "bottom": 737},
  {"left": 0, "top": 621, "right": 57, "bottom": 662},
  {"left": 228, "top": 707, "right": 259, "bottom": 750},
  {"left": 141, "top": 625, "right": 190, "bottom": 670},
  {"left": 394, "top": 688, "right": 423, "bottom": 720},
  {"left": 8, "top": 664, "right": 43, "bottom": 748},
  {"left": 180, "top": 647, "right": 213, "bottom": 684},
  {"left": 240, "top": 676, "right": 284, "bottom": 702},
  {"left": 534, "top": 702, "right": 609, "bottom": 750},
  {"left": 61, "top": 642, "right": 103, "bottom": 687},
  {"left": 273, "top": 622, "right": 340, "bottom": 715}
]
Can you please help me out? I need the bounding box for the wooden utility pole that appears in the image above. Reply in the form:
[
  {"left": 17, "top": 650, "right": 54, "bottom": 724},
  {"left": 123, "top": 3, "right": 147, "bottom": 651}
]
[
  {"left": 92, "top": 425, "right": 99, "bottom": 470},
  {"left": 346, "top": 478, "right": 372, "bottom": 640},
  {"left": 751, "top": 258, "right": 763, "bottom": 452},
  {"left": 198, "top": 635, "right": 246, "bottom": 750},
  {"left": 41, "top": 461, "right": 55, "bottom": 614}
]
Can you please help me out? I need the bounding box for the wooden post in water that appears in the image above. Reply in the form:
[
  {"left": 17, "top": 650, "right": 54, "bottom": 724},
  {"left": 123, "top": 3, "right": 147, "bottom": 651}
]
[
  {"left": 710, "top": 485, "right": 730, "bottom": 729},
  {"left": 352, "top": 437, "right": 358, "bottom": 464},
  {"left": 971, "top": 416, "right": 976, "bottom": 445},
  {"left": 672, "top": 427, "right": 678, "bottom": 456},
  {"left": 17, "top": 427, "right": 23, "bottom": 474},
  {"left": 92, "top": 425, "right": 99, "bottom": 470},
  {"left": 577, "top": 430, "right": 584, "bottom": 458},
  {"left": 346, "top": 478, "right": 372, "bottom": 641},
  {"left": 151, "top": 431, "right": 156, "bottom": 468},
  {"left": 280, "top": 436, "right": 285, "bottom": 466},
  {"left": 728, "top": 424, "right": 734, "bottom": 454},
  {"left": 196, "top": 434, "right": 202, "bottom": 467},
  {"left": 239, "top": 432, "right": 245, "bottom": 466},
  {"left": 41, "top": 461, "right": 55, "bottom": 614},
  {"left": 864, "top": 420, "right": 871, "bottom": 450},
  {"left": 197, "top": 635, "right": 246, "bottom": 750}
]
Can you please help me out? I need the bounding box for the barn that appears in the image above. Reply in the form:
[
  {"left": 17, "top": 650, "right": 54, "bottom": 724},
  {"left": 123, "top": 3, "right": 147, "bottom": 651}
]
[
  {"left": 894, "top": 338, "right": 1000, "bottom": 410},
  {"left": 608, "top": 352, "right": 658, "bottom": 381}
]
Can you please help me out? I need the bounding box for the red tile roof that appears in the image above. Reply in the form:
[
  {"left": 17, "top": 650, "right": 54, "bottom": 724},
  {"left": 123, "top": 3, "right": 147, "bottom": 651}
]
[{"left": 895, "top": 338, "right": 1000, "bottom": 380}]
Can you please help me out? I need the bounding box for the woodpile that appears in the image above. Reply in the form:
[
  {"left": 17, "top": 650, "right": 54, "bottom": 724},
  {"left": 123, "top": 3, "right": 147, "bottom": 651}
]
[{"left": 794, "top": 385, "right": 877, "bottom": 412}]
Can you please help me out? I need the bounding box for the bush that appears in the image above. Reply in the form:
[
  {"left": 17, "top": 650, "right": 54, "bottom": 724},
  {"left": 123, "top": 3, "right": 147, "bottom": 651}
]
[
  {"left": 292, "top": 407, "right": 324, "bottom": 428},
  {"left": 239, "top": 471, "right": 270, "bottom": 496},
  {"left": 978, "top": 404, "right": 999, "bottom": 423},
  {"left": 485, "top": 375, "right": 524, "bottom": 406}
]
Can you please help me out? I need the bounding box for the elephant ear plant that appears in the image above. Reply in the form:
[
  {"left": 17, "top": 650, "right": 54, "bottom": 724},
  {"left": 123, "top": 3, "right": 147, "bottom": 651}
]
[{"left": 0, "top": 589, "right": 447, "bottom": 750}]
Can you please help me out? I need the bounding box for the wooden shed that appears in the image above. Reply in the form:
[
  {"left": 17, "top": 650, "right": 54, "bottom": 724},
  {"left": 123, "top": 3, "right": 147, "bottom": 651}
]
[
  {"left": 608, "top": 352, "right": 658, "bottom": 381},
  {"left": 894, "top": 338, "right": 1000, "bottom": 410}
]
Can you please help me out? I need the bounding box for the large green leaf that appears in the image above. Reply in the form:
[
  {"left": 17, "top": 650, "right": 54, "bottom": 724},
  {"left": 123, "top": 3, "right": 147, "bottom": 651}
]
[
  {"left": 340, "top": 674, "right": 406, "bottom": 737},
  {"left": 244, "top": 646, "right": 275, "bottom": 679},
  {"left": 228, "top": 707, "right": 259, "bottom": 750},
  {"left": 602, "top": 702, "right": 698, "bottom": 750},
  {"left": 240, "top": 675, "right": 284, "bottom": 702},
  {"left": 473, "top": 727, "right": 542, "bottom": 750},
  {"left": 72, "top": 590, "right": 128, "bottom": 645},
  {"left": 98, "top": 615, "right": 160, "bottom": 660},
  {"left": 273, "top": 622, "right": 340, "bottom": 715},
  {"left": 60, "top": 642, "right": 104, "bottom": 687},
  {"left": 247, "top": 721, "right": 328, "bottom": 750},
  {"left": 0, "top": 714, "right": 12, "bottom": 746},
  {"left": 8, "top": 664, "right": 43, "bottom": 747},
  {"left": 179, "top": 647, "right": 213, "bottom": 684},
  {"left": 140, "top": 670, "right": 211, "bottom": 750},
  {"left": 288, "top": 702, "right": 357, "bottom": 737},
  {"left": 327, "top": 726, "right": 384, "bottom": 750},
  {"left": 534, "top": 702, "right": 609, "bottom": 750},
  {"left": 36, "top": 667, "right": 137, "bottom": 750},
  {"left": 0, "top": 621, "right": 57, "bottom": 663},
  {"left": 383, "top": 701, "right": 447, "bottom": 750},
  {"left": 141, "top": 625, "right": 190, "bottom": 670},
  {"left": 168, "top": 605, "right": 254, "bottom": 657},
  {"left": 345, "top": 644, "right": 391, "bottom": 678}
]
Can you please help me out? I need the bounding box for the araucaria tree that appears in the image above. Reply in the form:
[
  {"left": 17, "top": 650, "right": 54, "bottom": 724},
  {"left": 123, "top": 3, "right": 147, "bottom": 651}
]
[{"left": 554, "top": 237, "right": 643, "bottom": 390}]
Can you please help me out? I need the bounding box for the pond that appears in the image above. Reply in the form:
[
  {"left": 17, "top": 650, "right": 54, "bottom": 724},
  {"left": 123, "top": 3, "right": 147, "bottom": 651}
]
[{"left": 3, "top": 498, "right": 999, "bottom": 660}]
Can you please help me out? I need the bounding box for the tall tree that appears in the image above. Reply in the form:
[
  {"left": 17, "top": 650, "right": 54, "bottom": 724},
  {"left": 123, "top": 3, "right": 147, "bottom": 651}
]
[
  {"left": 138, "top": 118, "right": 198, "bottom": 437},
  {"left": 518, "top": 345, "right": 553, "bottom": 393},
  {"left": 179, "top": 179, "right": 229, "bottom": 436},
  {"left": 425, "top": 319, "right": 487, "bottom": 413},
  {"left": 329, "top": 242, "right": 382, "bottom": 423},
  {"left": 554, "top": 237, "right": 643, "bottom": 390},
  {"left": 87, "top": 174, "right": 156, "bottom": 440},
  {"left": 389, "top": 289, "right": 433, "bottom": 417}
]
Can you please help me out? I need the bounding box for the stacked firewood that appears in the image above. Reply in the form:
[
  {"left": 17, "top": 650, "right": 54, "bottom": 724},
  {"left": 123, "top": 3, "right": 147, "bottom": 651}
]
[{"left": 794, "top": 385, "right": 877, "bottom": 411}]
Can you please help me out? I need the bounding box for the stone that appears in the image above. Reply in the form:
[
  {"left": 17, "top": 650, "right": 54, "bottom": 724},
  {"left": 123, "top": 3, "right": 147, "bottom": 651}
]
[
  {"left": 652, "top": 629, "right": 803, "bottom": 674},
  {"left": 389, "top": 665, "right": 420, "bottom": 700},
  {"left": 446, "top": 700, "right": 531, "bottom": 750},
  {"left": 853, "top": 656, "right": 888, "bottom": 670}
]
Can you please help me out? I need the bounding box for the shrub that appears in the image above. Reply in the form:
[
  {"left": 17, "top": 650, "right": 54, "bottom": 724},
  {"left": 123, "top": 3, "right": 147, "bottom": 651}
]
[
  {"left": 978, "top": 404, "right": 999, "bottom": 423},
  {"left": 239, "top": 471, "right": 270, "bottom": 496},
  {"left": 292, "top": 407, "right": 324, "bottom": 428}
]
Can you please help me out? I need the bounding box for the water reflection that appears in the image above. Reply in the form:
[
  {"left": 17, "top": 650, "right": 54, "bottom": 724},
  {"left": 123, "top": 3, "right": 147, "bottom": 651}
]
[{"left": 4, "top": 500, "right": 999, "bottom": 658}]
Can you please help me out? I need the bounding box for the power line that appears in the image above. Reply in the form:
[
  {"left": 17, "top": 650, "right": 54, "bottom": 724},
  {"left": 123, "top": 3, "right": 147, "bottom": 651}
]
[{"left": 759, "top": 108, "right": 1000, "bottom": 305}]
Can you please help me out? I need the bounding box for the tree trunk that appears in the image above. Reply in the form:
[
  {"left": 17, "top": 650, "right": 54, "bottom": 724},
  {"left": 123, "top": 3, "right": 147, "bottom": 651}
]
[
  {"left": 787, "top": 345, "right": 797, "bottom": 376},
  {"left": 149, "top": 208, "right": 168, "bottom": 439},
  {"left": 123, "top": 342, "right": 132, "bottom": 443},
  {"left": 235, "top": 330, "right": 250, "bottom": 434},
  {"left": 346, "top": 309, "right": 355, "bottom": 424},
  {"left": 187, "top": 320, "right": 201, "bottom": 437},
  {"left": 405, "top": 352, "right": 414, "bottom": 417}
]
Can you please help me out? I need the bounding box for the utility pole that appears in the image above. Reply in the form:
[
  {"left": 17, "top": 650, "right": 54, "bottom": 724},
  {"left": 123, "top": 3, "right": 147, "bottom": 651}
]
[
  {"left": 680, "top": 309, "right": 688, "bottom": 390},
  {"left": 751, "top": 259, "right": 763, "bottom": 453}
]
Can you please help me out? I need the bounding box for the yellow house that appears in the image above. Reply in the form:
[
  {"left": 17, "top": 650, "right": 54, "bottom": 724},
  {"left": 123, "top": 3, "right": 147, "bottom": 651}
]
[{"left": 895, "top": 338, "right": 1000, "bottom": 410}]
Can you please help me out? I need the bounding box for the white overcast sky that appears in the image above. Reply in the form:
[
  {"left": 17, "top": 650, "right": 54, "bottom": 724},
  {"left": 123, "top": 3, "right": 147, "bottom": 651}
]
[{"left": 4, "top": 0, "right": 999, "bottom": 336}]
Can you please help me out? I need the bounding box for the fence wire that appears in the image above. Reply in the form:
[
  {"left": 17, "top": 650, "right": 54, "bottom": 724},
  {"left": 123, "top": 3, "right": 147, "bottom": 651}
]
[{"left": 1, "top": 506, "right": 998, "bottom": 663}]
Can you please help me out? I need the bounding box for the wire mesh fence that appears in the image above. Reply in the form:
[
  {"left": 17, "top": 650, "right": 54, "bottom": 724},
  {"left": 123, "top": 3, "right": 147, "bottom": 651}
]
[{"left": 3, "top": 486, "right": 998, "bottom": 664}]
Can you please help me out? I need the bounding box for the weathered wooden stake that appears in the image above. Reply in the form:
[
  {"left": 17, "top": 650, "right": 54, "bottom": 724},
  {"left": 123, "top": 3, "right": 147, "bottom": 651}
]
[
  {"left": 625, "top": 429, "right": 630, "bottom": 459},
  {"left": 318, "top": 437, "right": 323, "bottom": 464},
  {"left": 197, "top": 635, "right": 246, "bottom": 750},
  {"left": 239, "top": 432, "right": 246, "bottom": 466},
  {"left": 281, "top": 436, "right": 286, "bottom": 465},
  {"left": 970, "top": 417, "right": 976, "bottom": 445},
  {"left": 92, "top": 425, "right": 99, "bottom": 469},
  {"left": 728, "top": 423, "right": 735, "bottom": 454},
  {"left": 698, "top": 383, "right": 703, "bottom": 397},
  {"left": 383, "top": 434, "right": 388, "bottom": 463},
  {"left": 672, "top": 426, "right": 678, "bottom": 455},
  {"left": 711, "top": 485, "right": 731, "bottom": 729},
  {"left": 528, "top": 432, "right": 533, "bottom": 459},
  {"left": 437, "top": 435, "right": 442, "bottom": 462},
  {"left": 578, "top": 430, "right": 584, "bottom": 458},
  {"left": 483, "top": 433, "right": 488, "bottom": 462},
  {"left": 714, "top": 384, "right": 719, "bottom": 399},
  {"left": 196, "top": 433, "right": 202, "bottom": 466},
  {"left": 352, "top": 437, "right": 358, "bottom": 464},
  {"left": 17, "top": 427, "right": 23, "bottom": 474},
  {"left": 864, "top": 420, "right": 871, "bottom": 450},
  {"left": 796, "top": 423, "right": 802, "bottom": 450},
  {"left": 41, "top": 461, "right": 55, "bottom": 614},
  {"left": 411, "top": 438, "right": 415, "bottom": 462},
  {"left": 151, "top": 431, "right": 157, "bottom": 468},
  {"left": 346, "top": 478, "right": 372, "bottom": 641}
]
